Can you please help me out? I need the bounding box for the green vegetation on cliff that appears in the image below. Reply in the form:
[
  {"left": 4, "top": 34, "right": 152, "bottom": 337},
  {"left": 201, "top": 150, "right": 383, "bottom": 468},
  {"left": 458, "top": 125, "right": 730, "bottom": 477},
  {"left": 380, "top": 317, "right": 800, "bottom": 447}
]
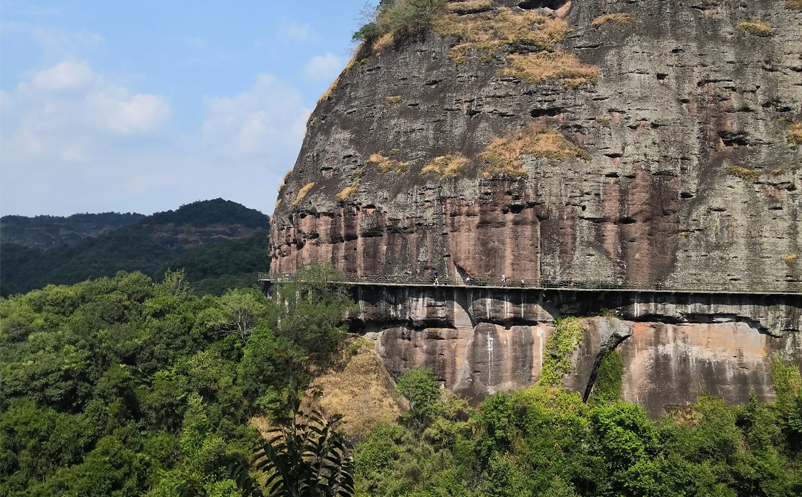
[{"left": 357, "top": 363, "right": 802, "bottom": 497}]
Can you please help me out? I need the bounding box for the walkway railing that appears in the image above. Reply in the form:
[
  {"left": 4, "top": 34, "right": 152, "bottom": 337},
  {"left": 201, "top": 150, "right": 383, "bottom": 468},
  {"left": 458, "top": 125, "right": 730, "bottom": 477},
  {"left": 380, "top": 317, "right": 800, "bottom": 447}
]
[{"left": 258, "top": 272, "right": 801, "bottom": 295}]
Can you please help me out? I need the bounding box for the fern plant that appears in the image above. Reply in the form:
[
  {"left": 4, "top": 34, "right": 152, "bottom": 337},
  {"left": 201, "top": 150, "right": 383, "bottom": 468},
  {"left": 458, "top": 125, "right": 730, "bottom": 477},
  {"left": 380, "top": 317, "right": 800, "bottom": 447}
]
[{"left": 178, "top": 410, "right": 354, "bottom": 497}]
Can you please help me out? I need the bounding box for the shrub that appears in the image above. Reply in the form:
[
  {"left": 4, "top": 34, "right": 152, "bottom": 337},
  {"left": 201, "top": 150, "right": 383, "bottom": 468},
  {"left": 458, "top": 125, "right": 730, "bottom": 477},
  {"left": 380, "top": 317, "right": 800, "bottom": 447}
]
[
  {"left": 590, "top": 350, "right": 624, "bottom": 404},
  {"left": 540, "top": 317, "right": 586, "bottom": 386},
  {"left": 785, "top": 0, "right": 802, "bottom": 9},
  {"left": 726, "top": 166, "right": 763, "bottom": 182},
  {"left": 397, "top": 367, "right": 441, "bottom": 428},
  {"left": 596, "top": 116, "right": 611, "bottom": 128},
  {"left": 353, "top": 0, "right": 448, "bottom": 48},
  {"left": 591, "top": 13, "right": 633, "bottom": 27},
  {"left": 384, "top": 95, "right": 402, "bottom": 106},
  {"left": 499, "top": 51, "right": 599, "bottom": 86},
  {"left": 292, "top": 182, "right": 314, "bottom": 206},
  {"left": 421, "top": 154, "right": 470, "bottom": 180},
  {"left": 736, "top": 21, "right": 774, "bottom": 37}
]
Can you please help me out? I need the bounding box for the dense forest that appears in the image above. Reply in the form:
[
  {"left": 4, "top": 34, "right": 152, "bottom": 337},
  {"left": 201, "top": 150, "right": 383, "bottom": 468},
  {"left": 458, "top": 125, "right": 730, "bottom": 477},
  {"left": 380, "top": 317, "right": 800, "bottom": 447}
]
[
  {"left": 2, "top": 266, "right": 801, "bottom": 496},
  {"left": 0, "top": 199, "right": 269, "bottom": 297}
]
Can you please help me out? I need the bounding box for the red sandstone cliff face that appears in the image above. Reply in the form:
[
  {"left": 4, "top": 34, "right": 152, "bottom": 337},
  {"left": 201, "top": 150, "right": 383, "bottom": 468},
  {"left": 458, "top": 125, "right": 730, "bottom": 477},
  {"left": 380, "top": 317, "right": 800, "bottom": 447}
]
[
  {"left": 270, "top": 0, "right": 801, "bottom": 290},
  {"left": 267, "top": 0, "right": 802, "bottom": 413},
  {"left": 358, "top": 286, "right": 801, "bottom": 417}
]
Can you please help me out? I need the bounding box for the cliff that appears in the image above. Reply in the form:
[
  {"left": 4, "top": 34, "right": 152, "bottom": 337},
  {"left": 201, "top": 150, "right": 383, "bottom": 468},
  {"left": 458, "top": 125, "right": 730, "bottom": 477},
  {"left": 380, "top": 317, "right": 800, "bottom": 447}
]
[
  {"left": 267, "top": 0, "right": 802, "bottom": 414},
  {"left": 271, "top": 0, "right": 801, "bottom": 290}
]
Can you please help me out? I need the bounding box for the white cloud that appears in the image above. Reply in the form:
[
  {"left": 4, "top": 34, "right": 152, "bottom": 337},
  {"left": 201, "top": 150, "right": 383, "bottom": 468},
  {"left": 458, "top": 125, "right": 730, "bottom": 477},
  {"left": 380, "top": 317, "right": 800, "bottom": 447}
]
[
  {"left": 278, "top": 20, "right": 315, "bottom": 41},
  {"left": 29, "top": 59, "right": 97, "bottom": 92},
  {"left": 1, "top": 62, "right": 309, "bottom": 217},
  {"left": 202, "top": 74, "right": 310, "bottom": 159},
  {"left": 304, "top": 53, "right": 343, "bottom": 81}
]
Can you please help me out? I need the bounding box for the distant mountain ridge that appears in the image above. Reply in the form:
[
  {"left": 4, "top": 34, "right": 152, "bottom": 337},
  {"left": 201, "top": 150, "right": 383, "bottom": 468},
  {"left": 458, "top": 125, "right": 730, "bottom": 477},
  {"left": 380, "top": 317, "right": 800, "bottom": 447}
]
[
  {"left": 0, "top": 212, "right": 146, "bottom": 249},
  {"left": 0, "top": 199, "right": 269, "bottom": 296}
]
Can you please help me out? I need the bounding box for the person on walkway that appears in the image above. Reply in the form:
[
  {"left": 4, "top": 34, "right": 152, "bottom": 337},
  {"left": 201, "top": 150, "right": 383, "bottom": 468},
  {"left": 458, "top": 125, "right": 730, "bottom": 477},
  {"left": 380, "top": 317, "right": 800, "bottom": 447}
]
[
  {"left": 501, "top": 274, "right": 506, "bottom": 287},
  {"left": 431, "top": 269, "right": 439, "bottom": 286}
]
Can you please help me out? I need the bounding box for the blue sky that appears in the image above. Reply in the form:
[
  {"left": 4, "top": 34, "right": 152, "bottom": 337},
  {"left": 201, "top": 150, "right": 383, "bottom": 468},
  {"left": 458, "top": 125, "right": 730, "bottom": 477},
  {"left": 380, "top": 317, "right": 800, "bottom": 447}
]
[{"left": 1, "top": 0, "right": 369, "bottom": 216}]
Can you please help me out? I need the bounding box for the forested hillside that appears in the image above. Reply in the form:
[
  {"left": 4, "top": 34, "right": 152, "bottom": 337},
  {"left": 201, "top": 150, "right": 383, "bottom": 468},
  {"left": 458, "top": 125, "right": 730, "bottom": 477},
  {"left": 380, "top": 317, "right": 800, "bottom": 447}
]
[
  {"left": 0, "top": 199, "right": 269, "bottom": 297},
  {"left": 2, "top": 267, "right": 801, "bottom": 497},
  {"left": 0, "top": 265, "right": 354, "bottom": 496}
]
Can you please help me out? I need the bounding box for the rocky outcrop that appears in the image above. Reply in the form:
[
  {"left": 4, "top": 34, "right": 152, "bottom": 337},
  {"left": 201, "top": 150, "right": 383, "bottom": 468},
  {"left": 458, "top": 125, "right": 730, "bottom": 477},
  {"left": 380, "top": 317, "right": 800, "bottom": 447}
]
[
  {"left": 360, "top": 286, "right": 802, "bottom": 417},
  {"left": 270, "top": 0, "right": 801, "bottom": 291},
  {"left": 267, "top": 0, "right": 802, "bottom": 414}
]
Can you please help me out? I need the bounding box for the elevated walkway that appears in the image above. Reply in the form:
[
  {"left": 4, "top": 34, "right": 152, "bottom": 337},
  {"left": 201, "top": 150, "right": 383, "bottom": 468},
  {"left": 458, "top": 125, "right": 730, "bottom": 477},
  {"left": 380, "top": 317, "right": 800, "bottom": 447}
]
[{"left": 258, "top": 272, "right": 801, "bottom": 297}]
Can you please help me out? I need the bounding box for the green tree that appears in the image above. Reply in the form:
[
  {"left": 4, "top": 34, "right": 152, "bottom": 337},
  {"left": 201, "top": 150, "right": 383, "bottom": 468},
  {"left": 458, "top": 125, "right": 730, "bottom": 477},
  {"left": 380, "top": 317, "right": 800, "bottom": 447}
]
[{"left": 397, "top": 367, "right": 441, "bottom": 429}]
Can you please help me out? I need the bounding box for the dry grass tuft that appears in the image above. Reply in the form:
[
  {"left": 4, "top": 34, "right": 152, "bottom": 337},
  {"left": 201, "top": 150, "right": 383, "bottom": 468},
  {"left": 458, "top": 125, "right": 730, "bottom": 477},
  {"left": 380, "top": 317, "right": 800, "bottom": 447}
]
[
  {"left": 293, "top": 182, "right": 314, "bottom": 206},
  {"left": 447, "top": 0, "right": 493, "bottom": 14},
  {"left": 433, "top": 7, "right": 571, "bottom": 63},
  {"left": 369, "top": 151, "right": 410, "bottom": 175},
  {"left": 479, "top": 122, "right": 590, "bottom": 178},
  {"left": 727, "top": 166, "right": 763, "bottom": 182},
  {"left": 304, "top": 339, "right": 402, "bottom": 438},
  {"left": 788, "top": 123, "right": 802, "bottom": 146},
  {"left": 275, "top": 199, "right": 281, "bottom": 210},
  {"left": 736, "top": 21, "right": 774, "bottom": 37},
  {"left": 782, "top": 254, "right": 798, "bottom": 263},
  {"left": 499, "top": 51, "right": 598, "bottom": 86},
  {"left": 373, "top": 32, "right": 395, "bottom": 54},
  {"left": 317, "top": 78, "right": 339, "bottom": 105},
  {"left": 784, "top": 0, "right": 802, "bottom": 9},
  {"left": 385, "top": 95, "right": 402, "bottom": 106},
  {"left": 591, "top": 13, "right": 633, "bottom": 27},
  {"left": 336, "top": 168, "right": 364, "bottom": 201},
  {"left": 596, "top": 116, "right": 611, "bottom": 128},
  {"left": 421, "top": 154, "right": 470, "bottom": 180}
]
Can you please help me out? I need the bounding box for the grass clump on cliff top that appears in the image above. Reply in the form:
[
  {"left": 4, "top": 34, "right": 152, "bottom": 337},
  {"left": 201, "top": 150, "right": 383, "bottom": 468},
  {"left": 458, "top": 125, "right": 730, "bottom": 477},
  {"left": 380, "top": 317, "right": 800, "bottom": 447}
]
[
  {"left": 432, "top": 7, "right": 571, "bottom": 63},
  {"left": 736, "top": 21, "right": 774, "bottom": 37},
  {"left": 421, "top": 154, "right": 470, "bottom": 180},
  {"left": 352, "top": 0, "right": 448, "bottom": 50},
  {"left": 499, "top": 51, "right": 599, "bottom": 87},
  {"left": 480, "top": 122, "right": 591, "bottom": 178},
  {"left": 293, "top": 182, "right": 314, "bottom": 206},
  {"left": 591, "top": 13, "right": 633, "bottom": 27},
  {"left": 446, "top": 0, "right": 493, "bottom": 14},
  {"left": 788, "top": 123, "right": 802, "bottom": 146},
  {"left": 540, "top": 317, "right": 586, "bottom": 386},
  {"left": 369, "top": 150, "right": 410, "bottom": 175},
  {"left": 727, "top": 165, "right": 763, "bottom": 182}
]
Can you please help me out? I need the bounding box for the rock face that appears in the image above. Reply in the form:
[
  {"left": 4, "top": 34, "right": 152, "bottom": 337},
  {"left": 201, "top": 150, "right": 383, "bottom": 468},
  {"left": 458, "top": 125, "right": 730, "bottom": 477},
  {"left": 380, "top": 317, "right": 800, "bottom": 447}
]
[
  {"left": 268, "top": 0, "right": 802, "bottom": 413},
  {"left": 270, "top": 0, "right": 801, "bottom": 290},
  {"left": 358, "top": 286, "right": 802, "bottom": 417}
]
